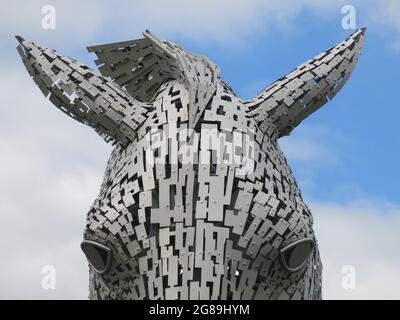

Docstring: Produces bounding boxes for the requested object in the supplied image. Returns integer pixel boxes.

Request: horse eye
[81,240,112,274]
[280,238,314,272]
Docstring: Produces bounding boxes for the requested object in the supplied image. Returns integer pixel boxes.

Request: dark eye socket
[280,238,314,272]
[81,240,112,274]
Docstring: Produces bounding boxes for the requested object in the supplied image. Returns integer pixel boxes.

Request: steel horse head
[16,28,365,300]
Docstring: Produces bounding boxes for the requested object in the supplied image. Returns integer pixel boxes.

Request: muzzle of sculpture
[16,28,365,300]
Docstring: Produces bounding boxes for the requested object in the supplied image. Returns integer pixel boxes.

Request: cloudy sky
[0,0,399,299]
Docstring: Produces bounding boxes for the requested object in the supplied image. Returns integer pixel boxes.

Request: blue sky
[1,0,400,299]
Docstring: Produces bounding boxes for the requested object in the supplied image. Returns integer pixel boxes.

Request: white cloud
[364,0,400,51]
[0,0,338,43]
[312,199,400,299]
[278,124,346,193]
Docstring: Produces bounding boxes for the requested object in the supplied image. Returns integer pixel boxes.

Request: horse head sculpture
[16,28,365,300]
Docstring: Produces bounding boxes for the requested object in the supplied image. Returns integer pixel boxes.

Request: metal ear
[246,28,366,140]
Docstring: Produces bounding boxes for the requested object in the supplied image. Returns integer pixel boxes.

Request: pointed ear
[246,28,366,139]
[16,36,149,146]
